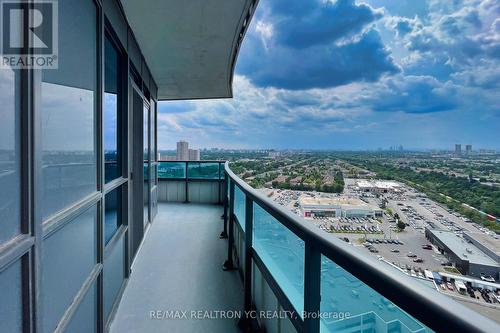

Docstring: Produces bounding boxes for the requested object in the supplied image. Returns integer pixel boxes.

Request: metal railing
[223,162,499,333]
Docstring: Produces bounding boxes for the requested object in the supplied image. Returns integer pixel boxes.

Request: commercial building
[356,180,401,193]
[176,140,189,160]
[425,229,500,280]
[299,197,383,218]
[466,144,472,154]
[455,144,462,154]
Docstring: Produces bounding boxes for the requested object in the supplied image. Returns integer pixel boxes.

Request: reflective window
[105,186,122,244]
[42,207,96,333]
[65,281,97,333]
[104,234,125,321]
[158,162,186,178]
[104,35,121,183]
[0,68,21,243]
[40,0,97,220]
[0,259,23,332]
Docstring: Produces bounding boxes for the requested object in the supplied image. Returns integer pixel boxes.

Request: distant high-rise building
[188,149,200,161]
[466,145,472,154]
[455,144,462,155]
[176,141,189,160]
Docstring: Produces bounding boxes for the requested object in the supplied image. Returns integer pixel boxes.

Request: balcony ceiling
[120,0,255,100]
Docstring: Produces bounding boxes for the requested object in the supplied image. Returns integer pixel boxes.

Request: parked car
[413,258,424,263]
[480,274,496,283]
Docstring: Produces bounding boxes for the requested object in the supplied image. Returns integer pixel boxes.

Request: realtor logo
[1,0,58,68]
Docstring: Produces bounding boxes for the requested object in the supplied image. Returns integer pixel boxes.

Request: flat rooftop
[429,229,500,267]
[464,231,500,258]
[299,196,369,207]
[357,180,401,189]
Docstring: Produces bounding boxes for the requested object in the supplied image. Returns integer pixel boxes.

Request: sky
[158,0,500,151]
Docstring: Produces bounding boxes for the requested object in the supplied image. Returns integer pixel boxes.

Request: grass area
[442,266,461,274]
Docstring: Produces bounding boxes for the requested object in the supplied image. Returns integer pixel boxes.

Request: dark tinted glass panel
[65,281,97,333]
[0,67,21,243]
[0,259,23,332]
[104,234,125,320]
[104,36,121,183]
[40,0,97,220]
[105,186,122,244]
[42,207,96,333]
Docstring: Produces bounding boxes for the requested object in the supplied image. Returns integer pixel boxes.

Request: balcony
[107,161,499,333]
[109,202,242,333]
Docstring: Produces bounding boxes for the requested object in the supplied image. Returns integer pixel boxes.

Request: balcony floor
[109,202,243,333]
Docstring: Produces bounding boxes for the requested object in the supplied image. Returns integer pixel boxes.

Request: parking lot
[263,182,499,277]
[260,180,500,323]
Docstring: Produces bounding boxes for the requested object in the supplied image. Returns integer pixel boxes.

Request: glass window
[320,256,431,332]
[40,0,97,220]
[65,281,97,333]
[0,67,21,243]
[104,234,125,321]
[157,162,186,178]
[253,204,305,315]
[105,186,122,244]
[0,259,23,332]
[104,35,121,183]
[42,207,97,333]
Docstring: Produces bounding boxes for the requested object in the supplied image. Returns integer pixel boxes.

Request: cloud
[391,1,500,68]
[156,0,500,150]
[366,75,458,113]
[236,0,398,90]
[238,28,399,90]
[271,0,383,49]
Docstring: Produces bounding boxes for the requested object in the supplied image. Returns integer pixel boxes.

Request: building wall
[176,141,189,160]
[425,229,499,278]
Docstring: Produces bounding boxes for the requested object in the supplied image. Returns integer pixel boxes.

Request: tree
[397,219,406,230]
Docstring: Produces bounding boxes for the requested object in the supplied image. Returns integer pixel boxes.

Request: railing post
[304,242,321,333]
[238,195,258,331]
[220,171,228,239]
[222,179,235,270]
[243,196,253,312]
[184,161,189,203]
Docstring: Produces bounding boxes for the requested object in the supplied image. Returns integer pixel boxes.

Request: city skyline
[158,0,500,150]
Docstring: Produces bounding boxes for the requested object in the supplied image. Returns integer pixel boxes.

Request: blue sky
[158,0,500,150]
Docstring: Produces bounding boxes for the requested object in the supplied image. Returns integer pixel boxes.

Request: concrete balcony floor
[110,203,243,333]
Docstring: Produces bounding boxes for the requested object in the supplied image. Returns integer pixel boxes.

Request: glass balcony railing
[223,162,499,333]
[158,161,224,180]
